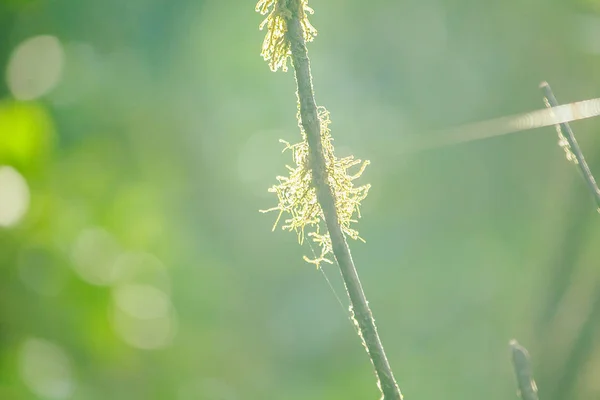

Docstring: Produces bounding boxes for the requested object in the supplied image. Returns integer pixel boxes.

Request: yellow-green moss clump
[257,0,370,266]
[261,107,370,266]
[255,0,317,72]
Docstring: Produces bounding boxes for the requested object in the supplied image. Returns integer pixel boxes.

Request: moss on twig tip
[256,0,317,72]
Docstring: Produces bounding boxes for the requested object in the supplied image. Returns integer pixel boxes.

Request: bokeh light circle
[70,227,120,286]
[110,294,177,350]
[0,166,30,227]
[6,35,65,101]
[19,338,75,399]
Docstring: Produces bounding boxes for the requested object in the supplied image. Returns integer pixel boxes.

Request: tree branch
[285,2,402,399]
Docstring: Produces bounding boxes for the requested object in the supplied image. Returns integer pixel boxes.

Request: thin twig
[540,81,600,211]
[285,2,402,399]
[510,339,540,400]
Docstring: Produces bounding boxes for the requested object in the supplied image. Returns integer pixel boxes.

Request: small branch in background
[510,340,540,400]
[540,81,600,211]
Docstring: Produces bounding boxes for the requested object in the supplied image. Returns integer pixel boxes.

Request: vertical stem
[540,81,600,210]
[285,3,402,399]
[510,340,540,400]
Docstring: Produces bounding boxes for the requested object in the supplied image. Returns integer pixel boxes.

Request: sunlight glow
[70,227,120,285]
[108,252,176,349]
[110,252,171,294]
[19,338,74,399]
[0,166,30,227]
[110,297,176,350]
[113,283,170,320]
[6,35,65,100]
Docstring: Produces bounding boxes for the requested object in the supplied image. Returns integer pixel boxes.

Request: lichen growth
[255,0,317,72]
[544,97,577,164]
[261,107,370,266]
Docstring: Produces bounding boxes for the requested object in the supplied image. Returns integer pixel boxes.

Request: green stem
[540,81,600,211]
[285,3,402,399]
[510,340,540,400]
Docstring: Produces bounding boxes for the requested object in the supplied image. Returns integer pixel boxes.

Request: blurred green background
[2,0,600,399]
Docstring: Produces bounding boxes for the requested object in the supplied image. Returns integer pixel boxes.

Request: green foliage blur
[2,0,600,399]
